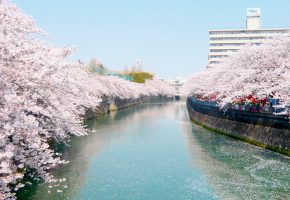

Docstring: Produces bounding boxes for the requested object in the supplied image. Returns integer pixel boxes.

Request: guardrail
[188,97,290,130]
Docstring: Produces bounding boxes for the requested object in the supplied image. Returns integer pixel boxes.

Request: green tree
[130,72,153,83]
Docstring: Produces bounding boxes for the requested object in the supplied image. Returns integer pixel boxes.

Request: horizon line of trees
[86,58,154,83]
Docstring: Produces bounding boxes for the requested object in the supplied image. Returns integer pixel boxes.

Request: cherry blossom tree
[0,1,102,198]
[0,1,174,199]
[143,79,176,97]
[183,34,290,111]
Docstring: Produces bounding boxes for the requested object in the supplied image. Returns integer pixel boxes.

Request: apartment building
[208,8,289,64]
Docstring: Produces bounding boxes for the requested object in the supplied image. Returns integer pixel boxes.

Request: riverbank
[85,96,174,119]
[186,97,290,156]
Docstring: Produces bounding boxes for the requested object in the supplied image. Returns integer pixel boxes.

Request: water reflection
[182,115,290,199]
[25,102,289,200]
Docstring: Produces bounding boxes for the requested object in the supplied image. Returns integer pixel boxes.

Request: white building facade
[208,8,289,64]
[165,77,186,98]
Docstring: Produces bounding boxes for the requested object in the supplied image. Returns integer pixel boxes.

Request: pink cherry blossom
[183,34,290,110]
[0,1,174,199]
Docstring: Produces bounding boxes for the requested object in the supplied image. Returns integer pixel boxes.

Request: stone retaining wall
[186,97,290,156]
[84,96,174,119]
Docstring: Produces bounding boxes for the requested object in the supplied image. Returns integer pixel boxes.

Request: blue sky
[12,0,290,78]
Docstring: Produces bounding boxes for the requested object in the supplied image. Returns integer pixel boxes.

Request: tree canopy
[130,72,153,83]
[0,1,174,198]
[183,35,290,109]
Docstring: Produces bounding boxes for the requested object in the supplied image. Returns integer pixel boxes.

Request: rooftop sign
[247,8,261,17]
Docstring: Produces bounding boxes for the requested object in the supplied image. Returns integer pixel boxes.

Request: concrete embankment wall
[85,96,173,119]
[186,97,290,156]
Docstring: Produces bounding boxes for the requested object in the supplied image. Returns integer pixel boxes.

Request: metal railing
[187,97,290,130]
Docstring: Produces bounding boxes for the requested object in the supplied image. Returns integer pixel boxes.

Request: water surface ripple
[23,102,289,200]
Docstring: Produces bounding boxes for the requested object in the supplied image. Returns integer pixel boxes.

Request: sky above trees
[11,0,290,78]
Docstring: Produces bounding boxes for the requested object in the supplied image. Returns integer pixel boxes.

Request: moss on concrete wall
[186,99,290,156]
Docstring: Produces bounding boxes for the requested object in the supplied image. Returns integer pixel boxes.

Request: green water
[19,102,290,200]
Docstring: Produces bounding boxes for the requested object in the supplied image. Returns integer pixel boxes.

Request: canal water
[21,102,289,200]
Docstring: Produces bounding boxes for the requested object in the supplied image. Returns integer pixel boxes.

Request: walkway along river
[19,102,290,199]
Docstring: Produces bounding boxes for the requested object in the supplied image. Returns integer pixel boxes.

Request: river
[19,101,290,200]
